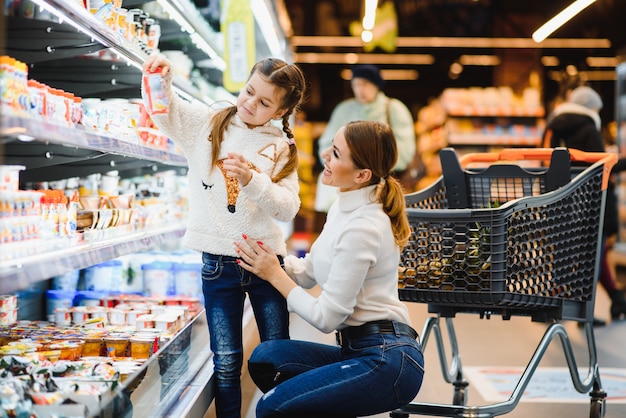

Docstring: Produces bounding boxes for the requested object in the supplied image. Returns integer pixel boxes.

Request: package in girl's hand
[142,68,169,115]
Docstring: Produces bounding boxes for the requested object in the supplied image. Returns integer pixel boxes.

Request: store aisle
[243,288,626,418]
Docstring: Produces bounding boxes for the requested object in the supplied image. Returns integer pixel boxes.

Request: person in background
[315,64,419,212]
[142,55,307,418]
[235,120,425,418]
[543,85,626,323]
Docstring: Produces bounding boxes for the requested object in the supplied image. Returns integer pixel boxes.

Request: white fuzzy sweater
[147,91,300,257]
[284,185,411,333]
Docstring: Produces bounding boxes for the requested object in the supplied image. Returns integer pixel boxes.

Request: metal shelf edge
[0,224,186,292]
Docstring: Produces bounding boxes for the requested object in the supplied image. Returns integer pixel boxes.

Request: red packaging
[142,68,169,115]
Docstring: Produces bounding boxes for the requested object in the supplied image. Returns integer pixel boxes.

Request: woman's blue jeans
[202,252,290,418]
[248,328,425,418]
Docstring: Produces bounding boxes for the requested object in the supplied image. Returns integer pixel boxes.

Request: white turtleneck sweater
[284,185,411,333]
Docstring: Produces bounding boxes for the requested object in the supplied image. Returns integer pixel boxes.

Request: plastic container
[104,334,130,357]
[172,262,202,297]
[0,165,25,191]
[82,337,104,357]
[83,260,122,292]
[142,261,173,296]
[130,336,154,359]
[46,290,76,322]
[73,290,105,307]
[52,270,80,291]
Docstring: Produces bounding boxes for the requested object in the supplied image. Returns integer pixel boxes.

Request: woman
[235,120,424,418]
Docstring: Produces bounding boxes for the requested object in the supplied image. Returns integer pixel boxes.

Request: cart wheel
[589,398,604,418]
[453,386,467,406]
[589,390,606,418]
[452,380,469,405]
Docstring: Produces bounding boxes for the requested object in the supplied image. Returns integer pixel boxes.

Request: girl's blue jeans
[202,252,290,418]
[248,327,425,418]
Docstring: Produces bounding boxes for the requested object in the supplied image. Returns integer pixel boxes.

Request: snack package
[142,68,169,115]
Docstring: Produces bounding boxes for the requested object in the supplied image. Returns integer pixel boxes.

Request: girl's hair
[343,120,411,248]
[209,58,306,182]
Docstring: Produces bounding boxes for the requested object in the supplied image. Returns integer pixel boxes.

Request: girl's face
[320,127,371,192]
[237,71,286,128]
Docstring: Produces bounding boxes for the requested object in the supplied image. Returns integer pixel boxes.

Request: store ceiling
[279,0,625,121]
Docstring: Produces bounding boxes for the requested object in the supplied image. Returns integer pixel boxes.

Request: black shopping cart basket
[392,147,617,418]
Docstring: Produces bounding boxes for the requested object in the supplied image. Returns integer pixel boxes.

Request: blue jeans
[248,325,425,418]
[202,252,290,418]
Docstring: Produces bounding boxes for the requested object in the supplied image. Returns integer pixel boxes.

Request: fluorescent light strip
[458,55,501,66]
[340,68,418,81]
[251,0,285,59]
[586,56,618,67]
[294,52,434,65]
[548,69,616,81]
[362,0,379,31]
[532,0,597,43]
[190,33,226,69]
[156,0,195,34]
[541,56,561,67]
[291,36,610,49]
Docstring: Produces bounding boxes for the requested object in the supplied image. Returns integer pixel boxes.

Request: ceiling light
[291,36,610,49]
[362,30,374,43]
[362,0,379,31]
[548,69,615,81]
[541,56,560,66]
[340,69,419,81]
[586,57,618,67]
[293,52,434,65]
[532,0,597,43]
[251,0,286,59]
[458,55,500,66]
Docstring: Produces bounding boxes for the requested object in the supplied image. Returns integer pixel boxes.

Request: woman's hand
[223,152,253,186]
[235,235,282,279]
[235,235,297,298]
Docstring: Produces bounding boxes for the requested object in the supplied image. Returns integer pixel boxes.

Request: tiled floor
[242,287,626,418]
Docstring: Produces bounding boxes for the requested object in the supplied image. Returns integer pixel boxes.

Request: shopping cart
[392,147,617,418]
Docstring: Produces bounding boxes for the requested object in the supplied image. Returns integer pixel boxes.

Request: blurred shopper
[315,64,421,212]
[543,85,626,323]
[236,120,425,418]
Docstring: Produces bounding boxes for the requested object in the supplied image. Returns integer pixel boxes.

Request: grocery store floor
[232,286,626,418]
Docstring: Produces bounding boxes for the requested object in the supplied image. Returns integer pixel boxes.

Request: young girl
[236,120,424,418]
[142,55,307,418]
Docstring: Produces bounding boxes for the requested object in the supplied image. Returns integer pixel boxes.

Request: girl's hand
[235,235,282,280]
[143,54,172,79]
[223,152,253,186]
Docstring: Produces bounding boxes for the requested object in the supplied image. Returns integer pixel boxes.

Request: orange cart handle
[458,148,618,190]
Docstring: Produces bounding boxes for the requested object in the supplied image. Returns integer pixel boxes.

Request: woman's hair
[209,58,307,182]
[343,120,411,247]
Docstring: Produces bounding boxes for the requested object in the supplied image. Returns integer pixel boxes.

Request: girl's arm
[141,55,211,150]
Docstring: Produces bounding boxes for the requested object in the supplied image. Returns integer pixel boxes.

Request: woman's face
[237,71,285,128]
[320,127,369,192]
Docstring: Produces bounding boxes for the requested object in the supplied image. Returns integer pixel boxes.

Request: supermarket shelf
[0,224,186,293]
[98,309,214,418]
[1,115,188,182]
